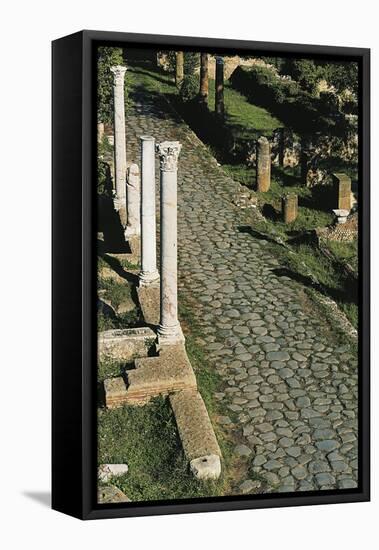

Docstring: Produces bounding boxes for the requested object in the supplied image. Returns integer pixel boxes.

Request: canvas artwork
[96,46,361,505]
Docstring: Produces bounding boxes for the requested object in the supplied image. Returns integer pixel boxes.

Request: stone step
[104,344,197,407]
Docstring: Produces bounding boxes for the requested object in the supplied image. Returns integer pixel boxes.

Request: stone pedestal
[332,173,351,211]
[256,136,271,192]
[124,163,141,238]
[139,136,159,286]
[333,209,349,225]
[282,194,298,223]
[110,65,127,218]
[156,141,184,346]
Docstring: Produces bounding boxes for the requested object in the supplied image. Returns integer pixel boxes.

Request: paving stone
[234,444,253,457]
[316,440,340,453]
[292,465,308,480]
[267,351,290,362]
[315,473,336,487]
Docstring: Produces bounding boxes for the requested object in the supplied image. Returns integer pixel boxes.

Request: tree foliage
[97,46,126,124]
[164,51,200,76]
[179,74,200,102]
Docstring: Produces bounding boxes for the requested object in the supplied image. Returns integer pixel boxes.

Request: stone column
[199,53,209,105]
[175,51,184,87]
[156,141,184,345]
[139,136,159,286]
[215,56,225,117]
[332,173,351,211]
[124,163,141,237]
[110,65,127,214]
[282,194,298,223]
[256,136,271,192]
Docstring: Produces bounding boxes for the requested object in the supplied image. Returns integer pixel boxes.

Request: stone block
[104,376,128,409]
[137,283,160,325]
[332,173,351,211]
[170,390,222,480]
[98,463,129,482]
[98,327,156,361]
[97,485,131,504]
[104,344,197,407]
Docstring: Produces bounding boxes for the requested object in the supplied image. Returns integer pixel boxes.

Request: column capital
[156,141,182,172]
[110,65,127,85]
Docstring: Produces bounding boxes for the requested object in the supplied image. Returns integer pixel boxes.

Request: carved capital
[156,141,182,172]
[110,65,127,86]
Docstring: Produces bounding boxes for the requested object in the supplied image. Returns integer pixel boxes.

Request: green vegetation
[327,240,358,273]
[97,270,237,501]
[208,79,283,139]
[97,46,128,125]
[98,396,229,502]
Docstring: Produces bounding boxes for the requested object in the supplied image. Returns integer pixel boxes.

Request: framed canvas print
[52,30,370,520]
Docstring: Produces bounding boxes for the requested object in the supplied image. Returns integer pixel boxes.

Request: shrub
[97,46,128,125]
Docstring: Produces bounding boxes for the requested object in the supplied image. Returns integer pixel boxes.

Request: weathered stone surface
[104,344,197,407]
[110,65,127,206]
[234,444,252,457]
[98,485,131,504]
[332,172,351,211]
[239,479,261,494]
[98,327,156,361]
[139,136,159,286]
[98,464,129,482]
[256,136,271,192]
[137,283,160,325]
[170,390,221,480]
[282,194,298,223]
[157,141,185,346]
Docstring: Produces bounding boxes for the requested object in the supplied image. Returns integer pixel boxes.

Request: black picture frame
[52,30,370,520]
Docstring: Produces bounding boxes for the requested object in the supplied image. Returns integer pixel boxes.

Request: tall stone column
[215,56,224,117]
[110,65,127,217]
[199,53,209,105]
[256,136,271,192]
[139,136,159,286]
[124,163,141,237]
[156,141,184,346]
[175,51,184,87]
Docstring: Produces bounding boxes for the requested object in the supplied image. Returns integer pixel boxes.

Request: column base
[157,323,185,346]
[139,270,160,287]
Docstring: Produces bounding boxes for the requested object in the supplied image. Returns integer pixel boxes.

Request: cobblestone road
[124,72,358,494]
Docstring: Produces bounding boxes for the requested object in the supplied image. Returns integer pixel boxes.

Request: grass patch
[208,79,283,139]
[327,239,358,273]
[98,357,126,384]
[98,396,230,502]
